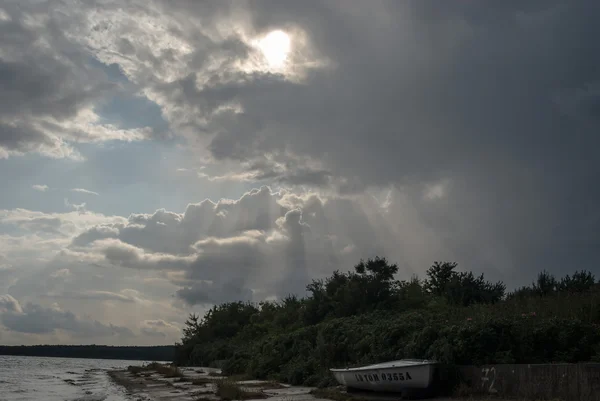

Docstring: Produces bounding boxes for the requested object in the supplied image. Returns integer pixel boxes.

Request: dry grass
[310,388,368,401]
[228,373,252,381]
[453,381,479,398]
[242,381,286,389]
[127,362,184,378]
[192,377,217,385]
[155,365,184,378]
[127,365,146,374]
[215,379,267,400]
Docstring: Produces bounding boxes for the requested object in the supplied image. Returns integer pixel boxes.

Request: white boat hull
[330,360,436,393]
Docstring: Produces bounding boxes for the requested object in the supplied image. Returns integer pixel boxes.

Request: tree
[533,270,557,296]
[559,270,596,293]
[398,275,427,310]
[354,256,398,282]
[445,271,506,306]
[424,261,505,306]
[424,261,458,296]
[182,314,200,343]
[303,257,401,322]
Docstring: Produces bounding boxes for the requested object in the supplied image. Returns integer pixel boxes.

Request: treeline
[175,258,600,386]
[0,345,175,361]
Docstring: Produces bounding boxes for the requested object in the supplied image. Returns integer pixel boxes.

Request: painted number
[480,367,497,394]
[354,372,412,382]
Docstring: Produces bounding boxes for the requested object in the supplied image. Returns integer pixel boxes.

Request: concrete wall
[458,363,600,400]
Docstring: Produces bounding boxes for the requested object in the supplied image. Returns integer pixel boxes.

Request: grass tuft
[126,362,183,378]
[192,377,216,385]
[215,379,267,400]
[309,388,368,401]
[243,381,286,389]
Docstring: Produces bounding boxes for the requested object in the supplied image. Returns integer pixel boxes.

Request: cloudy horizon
[1,0,599,346]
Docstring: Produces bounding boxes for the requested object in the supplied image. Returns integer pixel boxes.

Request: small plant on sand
[310,388,368,401]
[127,365,145,374]
[152,363,183,377]
[215,379,267,400]
[243,380,285,389]
[127,362,184,378]
[192,377,216,385]
[227,373,252,381]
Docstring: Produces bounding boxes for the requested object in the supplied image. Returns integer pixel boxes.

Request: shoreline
[106,363,518,401]
[106,364,321,401]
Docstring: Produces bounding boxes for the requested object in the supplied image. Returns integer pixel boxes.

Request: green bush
[175,258,600,386]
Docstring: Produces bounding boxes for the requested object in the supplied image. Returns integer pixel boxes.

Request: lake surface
[0,355,149,401]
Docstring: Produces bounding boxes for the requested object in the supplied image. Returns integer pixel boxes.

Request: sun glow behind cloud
[238,26,326,79]
[257,30,291,68]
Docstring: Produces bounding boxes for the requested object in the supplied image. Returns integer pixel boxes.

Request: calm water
[0,355,148,401]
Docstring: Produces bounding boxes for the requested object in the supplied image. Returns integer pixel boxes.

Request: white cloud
[71,188,100,196]
[0,209,127,237]
[423,180,450,201]
[45,290,136,303]
[50,268,71,278]
[58,185,465,306]
[7,186,415,315]
[0,294,22,314]
[31,185,49,192]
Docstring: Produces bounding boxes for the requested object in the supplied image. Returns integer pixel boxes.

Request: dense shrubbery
[175,257,600,386]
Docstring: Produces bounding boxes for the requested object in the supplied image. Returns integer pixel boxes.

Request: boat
[330,359,438,394]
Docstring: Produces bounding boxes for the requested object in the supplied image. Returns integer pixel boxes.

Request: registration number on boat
[354,372,412,382]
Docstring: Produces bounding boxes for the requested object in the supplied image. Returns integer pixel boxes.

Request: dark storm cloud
[140,0,600,282]
[176,279,254,306]
[0,301,133,337]
[4,0,600,323]
[0,1,149,157]
[164,0,598,187]
[140,319,179,338]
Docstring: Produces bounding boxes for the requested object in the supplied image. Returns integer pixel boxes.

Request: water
[0,355,148,401]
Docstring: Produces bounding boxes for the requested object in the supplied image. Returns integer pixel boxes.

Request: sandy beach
[108,365,333,401]
[106,363,516,401]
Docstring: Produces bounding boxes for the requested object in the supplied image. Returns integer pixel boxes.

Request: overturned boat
[330,359,438,393]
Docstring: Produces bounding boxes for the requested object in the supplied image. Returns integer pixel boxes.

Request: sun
[258,30,291,68]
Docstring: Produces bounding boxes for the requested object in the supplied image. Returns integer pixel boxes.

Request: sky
[1,0,599,346]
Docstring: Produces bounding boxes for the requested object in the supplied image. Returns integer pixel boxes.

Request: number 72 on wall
[481,367,497,394]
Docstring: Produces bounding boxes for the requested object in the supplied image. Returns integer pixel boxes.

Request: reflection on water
[0,355,147,401]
